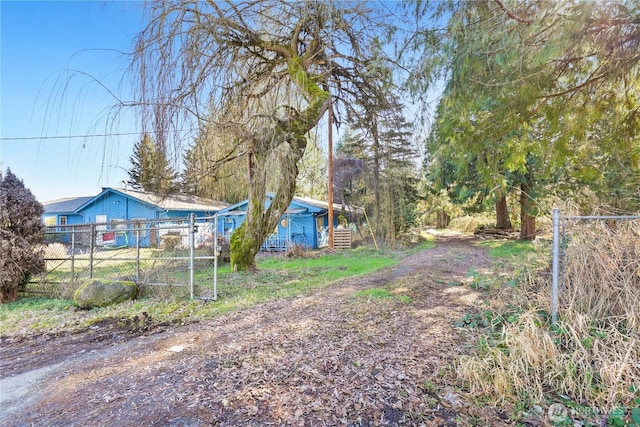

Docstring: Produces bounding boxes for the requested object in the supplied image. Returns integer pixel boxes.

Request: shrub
[0,169,45,303]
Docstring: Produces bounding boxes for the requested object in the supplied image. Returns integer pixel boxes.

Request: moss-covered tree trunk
[230,57,330,271]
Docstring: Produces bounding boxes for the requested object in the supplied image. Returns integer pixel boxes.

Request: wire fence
[24,214,221,301]
[551,208,640,323]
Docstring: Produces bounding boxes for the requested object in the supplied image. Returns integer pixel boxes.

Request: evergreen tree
[128,133,178,194]
[337,88,421,243]
[334,128,366,207]
[0,169,45,303]
[412,0,640,237]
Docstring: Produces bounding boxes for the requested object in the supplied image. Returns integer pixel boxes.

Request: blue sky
[1,1,145,202]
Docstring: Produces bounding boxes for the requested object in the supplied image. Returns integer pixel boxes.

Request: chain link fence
[551,208,640,323]
[25,215,222,300]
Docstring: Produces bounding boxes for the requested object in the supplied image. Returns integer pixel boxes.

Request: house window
[59,216,67,226]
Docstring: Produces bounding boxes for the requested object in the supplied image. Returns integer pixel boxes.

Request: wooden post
[328,99,334,249]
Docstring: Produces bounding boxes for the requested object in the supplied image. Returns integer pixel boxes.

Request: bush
[0,169,45,303]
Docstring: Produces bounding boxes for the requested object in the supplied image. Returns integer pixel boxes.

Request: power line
[0,132,143,141]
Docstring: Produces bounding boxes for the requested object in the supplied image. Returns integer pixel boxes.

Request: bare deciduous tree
[133,0,397,270]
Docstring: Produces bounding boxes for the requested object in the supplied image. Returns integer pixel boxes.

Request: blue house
[43,187,229,224]
[217,194,351,251]
[42,187,229,248]
[74,187,228,223]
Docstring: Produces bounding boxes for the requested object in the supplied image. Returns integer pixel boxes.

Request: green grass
[1,245,400,335]
[355,288,392,299]
[0,298,77,333]
[481,240,536,258]
[354,287,412,303]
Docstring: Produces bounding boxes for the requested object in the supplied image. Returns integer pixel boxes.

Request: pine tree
[128,133,178,194]
[0,169,45,303]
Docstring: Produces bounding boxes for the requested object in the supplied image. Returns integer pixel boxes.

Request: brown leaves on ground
[2,234,512,426]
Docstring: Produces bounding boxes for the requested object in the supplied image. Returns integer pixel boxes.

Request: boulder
[74,279,137,309]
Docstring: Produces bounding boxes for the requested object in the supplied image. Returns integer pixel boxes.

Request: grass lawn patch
[481,239,536,258]
[355,288,392,299]
[0,245,399,336]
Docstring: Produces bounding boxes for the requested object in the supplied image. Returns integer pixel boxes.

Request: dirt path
[1,234,509,426]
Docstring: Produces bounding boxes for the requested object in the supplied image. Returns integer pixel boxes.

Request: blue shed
[217,194,349,251]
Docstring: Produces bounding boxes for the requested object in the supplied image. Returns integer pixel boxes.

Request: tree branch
[493,0,534,25]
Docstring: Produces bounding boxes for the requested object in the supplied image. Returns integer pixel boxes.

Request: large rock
[74,279,137,309]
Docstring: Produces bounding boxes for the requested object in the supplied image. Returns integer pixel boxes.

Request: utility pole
[328,99,334,249]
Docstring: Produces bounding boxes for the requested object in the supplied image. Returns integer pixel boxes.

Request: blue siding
[43,188,226,248]
[286,214,317,248]
[215,196,336,250]
[80,192,159,223]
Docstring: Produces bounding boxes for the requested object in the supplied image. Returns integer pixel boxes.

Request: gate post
[551,208,561,325]
[189,213,196,300]
[135,223,141,283]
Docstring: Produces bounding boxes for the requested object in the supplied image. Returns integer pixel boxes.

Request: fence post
[70,226,76,282]
[213,214,218,301]
[551,208,561,325]
[135,224,141,283]
[189,213,195,300]
[89,224,95,279]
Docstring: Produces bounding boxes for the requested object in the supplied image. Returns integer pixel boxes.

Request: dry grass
[450,213,496,233]
[458,219,640,413]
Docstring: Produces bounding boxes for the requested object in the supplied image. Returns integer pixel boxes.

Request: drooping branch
[133,0,399,270]
[493,0,534,25]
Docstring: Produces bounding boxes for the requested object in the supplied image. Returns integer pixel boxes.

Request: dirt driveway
[1,233,511,426]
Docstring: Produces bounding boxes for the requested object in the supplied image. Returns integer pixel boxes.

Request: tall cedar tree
[0,169,45,303]
[339,85,420,243]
